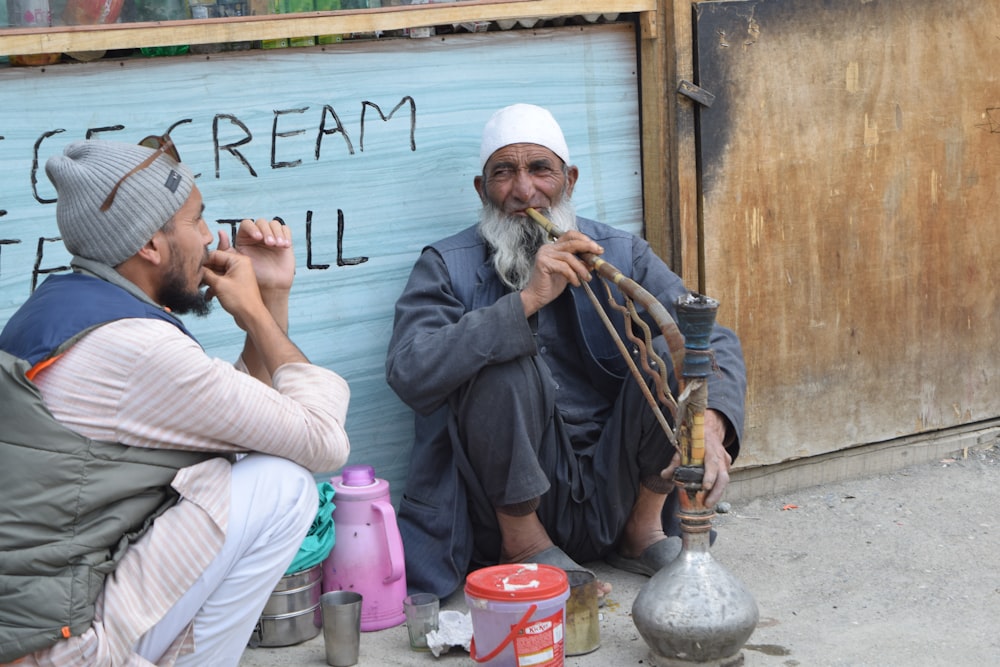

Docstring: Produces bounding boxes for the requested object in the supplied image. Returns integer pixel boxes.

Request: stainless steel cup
[321,591,363,666]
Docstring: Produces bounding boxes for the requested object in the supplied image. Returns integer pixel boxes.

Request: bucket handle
[469,603,538,664]
[372,500,405,584]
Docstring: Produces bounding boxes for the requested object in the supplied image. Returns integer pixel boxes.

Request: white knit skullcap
[46,139,195,267]
[479,104,570,171]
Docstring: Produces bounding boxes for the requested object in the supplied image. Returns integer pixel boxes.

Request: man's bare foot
[494,512,612,597]
[512,545,614,599]
[617,530,670,561]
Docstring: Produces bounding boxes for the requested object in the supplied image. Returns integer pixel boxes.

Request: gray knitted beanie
[46,139,195,266]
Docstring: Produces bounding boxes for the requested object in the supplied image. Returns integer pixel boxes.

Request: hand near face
[220,219,295,293]
[520,230,603,316]
[202,219,293,331]
[201,239,265,331]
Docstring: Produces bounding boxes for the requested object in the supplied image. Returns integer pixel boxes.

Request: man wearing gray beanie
[0,139,351,666]
[386,104,747,600]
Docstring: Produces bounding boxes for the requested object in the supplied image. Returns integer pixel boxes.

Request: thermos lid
[331,464,389,501]
[341,464,376,486]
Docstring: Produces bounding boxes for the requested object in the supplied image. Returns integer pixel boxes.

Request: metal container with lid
[248,564,324,648]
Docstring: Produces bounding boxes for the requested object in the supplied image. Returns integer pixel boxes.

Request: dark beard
[158,263,212,316]
[477,199,578,291]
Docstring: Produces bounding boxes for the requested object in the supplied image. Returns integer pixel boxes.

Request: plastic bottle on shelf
[7,0,50,29]
[188,0,218,18]
[7,0,61,65]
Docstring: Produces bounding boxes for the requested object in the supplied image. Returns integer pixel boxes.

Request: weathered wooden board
[0,25,643,497]
[692,0,1000,466]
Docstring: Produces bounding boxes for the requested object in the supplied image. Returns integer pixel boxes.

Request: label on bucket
[512,608,564,666]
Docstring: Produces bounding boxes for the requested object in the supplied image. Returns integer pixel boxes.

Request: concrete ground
[239,445,1000,666]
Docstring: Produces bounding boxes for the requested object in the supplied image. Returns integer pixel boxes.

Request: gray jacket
[385,217,746,597]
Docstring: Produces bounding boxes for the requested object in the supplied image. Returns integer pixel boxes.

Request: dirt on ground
[712,444,1000,666]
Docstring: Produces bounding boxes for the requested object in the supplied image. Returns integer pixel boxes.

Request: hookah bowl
[632,468,759,666]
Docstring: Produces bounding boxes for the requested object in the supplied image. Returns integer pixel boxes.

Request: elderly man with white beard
[385,104,747,599]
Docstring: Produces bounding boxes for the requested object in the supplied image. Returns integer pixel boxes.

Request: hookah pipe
[524,207,709,465]
[525,208,757,665]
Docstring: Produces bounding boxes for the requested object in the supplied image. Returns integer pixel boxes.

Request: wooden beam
[637,0,683,270]
[670,0,698,289]
[0,0,655,55]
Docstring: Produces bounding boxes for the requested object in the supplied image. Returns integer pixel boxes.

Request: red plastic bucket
[464,563,570,666]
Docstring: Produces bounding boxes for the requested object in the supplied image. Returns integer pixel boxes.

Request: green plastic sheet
[285,482,336,575]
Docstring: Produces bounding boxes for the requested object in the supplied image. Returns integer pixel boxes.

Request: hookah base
[646,650,745,667]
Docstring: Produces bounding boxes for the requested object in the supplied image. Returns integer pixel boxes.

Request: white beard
[477,199,579,291]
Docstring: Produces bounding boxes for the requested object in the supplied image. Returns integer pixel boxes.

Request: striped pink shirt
[14,318,351,667]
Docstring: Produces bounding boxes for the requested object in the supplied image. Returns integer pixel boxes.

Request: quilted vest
[0,273,215,662]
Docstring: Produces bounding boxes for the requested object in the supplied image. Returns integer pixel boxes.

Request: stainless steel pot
[248,565,324,648]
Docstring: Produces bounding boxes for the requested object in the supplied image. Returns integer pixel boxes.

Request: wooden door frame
[638,0,700,289]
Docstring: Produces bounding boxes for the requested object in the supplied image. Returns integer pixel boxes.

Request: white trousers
[135,454,318,666]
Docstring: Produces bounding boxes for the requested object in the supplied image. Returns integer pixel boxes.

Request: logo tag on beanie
[164,170,182,193]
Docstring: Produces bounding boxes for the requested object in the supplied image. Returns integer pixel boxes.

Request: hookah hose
[524,207,718,465]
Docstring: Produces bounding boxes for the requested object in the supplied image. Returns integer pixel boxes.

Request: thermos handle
[373,500,405,584]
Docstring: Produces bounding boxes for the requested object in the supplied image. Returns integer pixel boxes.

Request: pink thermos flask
[321,464,407,631]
